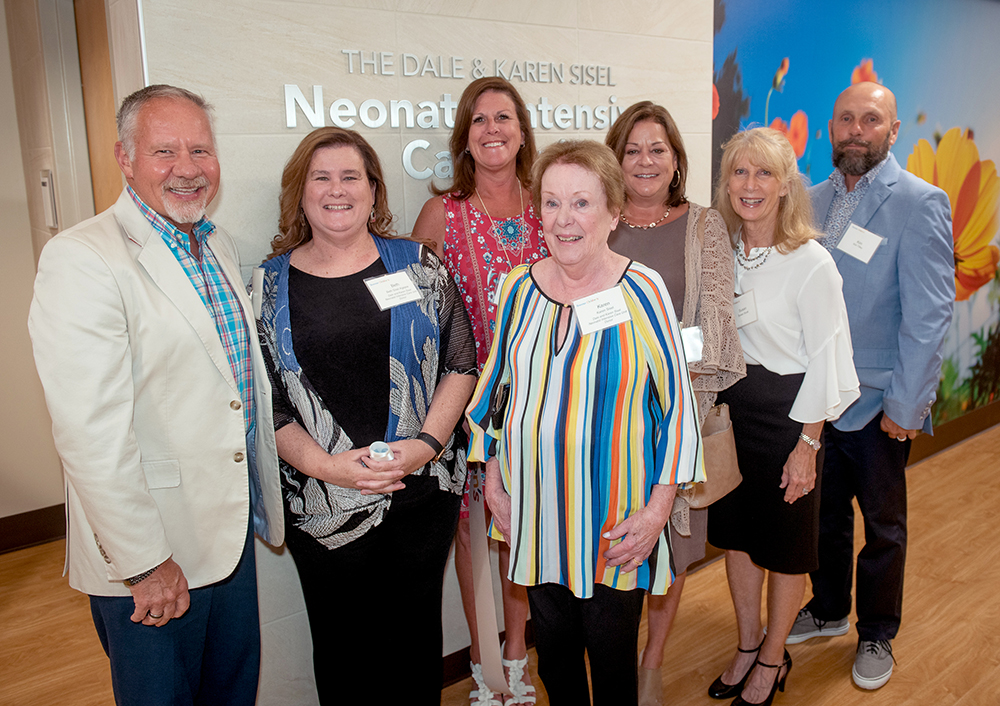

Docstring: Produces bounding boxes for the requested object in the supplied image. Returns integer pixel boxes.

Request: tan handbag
[685,403,741,508]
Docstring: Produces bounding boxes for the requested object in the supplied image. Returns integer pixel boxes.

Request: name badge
[573,286,632,336]
[733,289,758,328]
[490,270,509,305]
[364,271,421,311]
[680,325,704,364]
[837,223,884,264]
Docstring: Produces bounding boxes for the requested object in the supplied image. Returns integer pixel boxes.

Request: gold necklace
[620,205,672,230]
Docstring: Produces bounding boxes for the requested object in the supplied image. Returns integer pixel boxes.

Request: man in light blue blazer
[786,83,954,690]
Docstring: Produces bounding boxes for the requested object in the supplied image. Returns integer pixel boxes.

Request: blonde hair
[530,140,625,216]
[713,127,819,254]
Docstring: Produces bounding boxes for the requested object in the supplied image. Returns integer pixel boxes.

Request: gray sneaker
[785,607,849,644]
[853,639,895,689]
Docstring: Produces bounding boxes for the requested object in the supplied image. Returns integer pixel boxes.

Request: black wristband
[416,431,445,461]
[124,562,162,586]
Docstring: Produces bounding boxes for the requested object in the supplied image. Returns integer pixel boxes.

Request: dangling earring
[670,169,681,189]
[370,207,376,222]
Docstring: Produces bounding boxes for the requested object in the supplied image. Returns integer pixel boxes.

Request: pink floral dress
[441,194,547,516]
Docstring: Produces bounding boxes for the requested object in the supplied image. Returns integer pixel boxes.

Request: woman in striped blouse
[467,140,704,705]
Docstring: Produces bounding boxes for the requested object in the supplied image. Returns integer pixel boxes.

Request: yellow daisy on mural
[907,128,1000,300]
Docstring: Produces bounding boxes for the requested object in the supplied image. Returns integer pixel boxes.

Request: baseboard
[910,401,1000,464]
[0,504,65,554]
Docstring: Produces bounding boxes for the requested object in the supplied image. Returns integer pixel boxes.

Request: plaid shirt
[818,156,890,251]
[128,187,255,434]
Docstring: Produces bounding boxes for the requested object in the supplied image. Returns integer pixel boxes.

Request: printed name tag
[837,223,884,264]
[680,325,704,364]
[490,270,509,305]
[733,289,758,328]
[573,286,632,336]
[364,271,421,311]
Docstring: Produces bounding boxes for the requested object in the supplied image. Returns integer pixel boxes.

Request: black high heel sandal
[732,649,792,706]
[707,638,765,699]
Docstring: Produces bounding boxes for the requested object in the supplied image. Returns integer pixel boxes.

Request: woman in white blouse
[706,127,859,706]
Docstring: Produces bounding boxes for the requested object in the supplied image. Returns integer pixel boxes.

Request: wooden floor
[3,425,999,706]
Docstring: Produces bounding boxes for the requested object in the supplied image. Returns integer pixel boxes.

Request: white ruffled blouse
[734,239,860,423]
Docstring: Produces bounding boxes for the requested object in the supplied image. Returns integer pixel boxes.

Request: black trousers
[288,480,460,705]
[526,583,645,706]
[806,412,910,641]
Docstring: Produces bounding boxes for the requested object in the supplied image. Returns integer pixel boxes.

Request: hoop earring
[670,169,681,189]
[370,207,376,222]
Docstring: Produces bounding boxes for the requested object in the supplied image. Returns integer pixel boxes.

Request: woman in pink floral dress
[413,76,547,706]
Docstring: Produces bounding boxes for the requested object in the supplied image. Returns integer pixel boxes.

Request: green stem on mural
[764,88,774,126]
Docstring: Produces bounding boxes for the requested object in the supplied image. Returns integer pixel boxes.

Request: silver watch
[798,432,821,451]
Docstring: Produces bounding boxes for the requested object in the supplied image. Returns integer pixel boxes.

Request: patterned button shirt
[818,156,890,251]
[128,187,255,433]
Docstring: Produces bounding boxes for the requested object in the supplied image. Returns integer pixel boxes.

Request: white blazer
[28,190,283,597]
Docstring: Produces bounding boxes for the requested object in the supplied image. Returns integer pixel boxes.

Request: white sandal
[500,642,536,705]
[470,662,503,706]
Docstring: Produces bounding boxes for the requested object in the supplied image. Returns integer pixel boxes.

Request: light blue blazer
[809,154,954,434]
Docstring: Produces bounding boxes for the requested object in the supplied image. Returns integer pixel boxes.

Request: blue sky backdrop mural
[712,0,1000,425]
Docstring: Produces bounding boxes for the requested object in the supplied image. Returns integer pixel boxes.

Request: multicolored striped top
[467,261,704,598]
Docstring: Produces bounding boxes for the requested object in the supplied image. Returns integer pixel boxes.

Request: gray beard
[162,178,210,226]
[164,199,208,226]
[832,133,892,176]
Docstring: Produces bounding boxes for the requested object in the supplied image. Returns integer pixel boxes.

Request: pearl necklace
[620,206,672,230]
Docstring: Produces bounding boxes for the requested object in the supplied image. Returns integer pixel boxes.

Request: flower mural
[712,83,720,120]
[773,57,789,90]
[851,58,879,84]
[906,127,1000,300]
[764,57,789,124]
[770,110,809,158]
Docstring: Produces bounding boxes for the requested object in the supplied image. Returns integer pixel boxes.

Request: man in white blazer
[28,85,283,705]
[786,83,954,690]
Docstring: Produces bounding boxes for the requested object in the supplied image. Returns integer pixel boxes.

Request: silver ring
[148,612,164,619]
[801,489,809,496]
[896,435,906,441]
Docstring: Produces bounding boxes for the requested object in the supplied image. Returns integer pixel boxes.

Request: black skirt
[707,364,822,574]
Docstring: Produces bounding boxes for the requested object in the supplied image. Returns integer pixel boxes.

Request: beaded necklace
[620,205,672,230]
[475,183,529,269]
[737,230,774,270]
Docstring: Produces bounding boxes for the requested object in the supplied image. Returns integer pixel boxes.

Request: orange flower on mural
[907,127,1000,300]
[712,84,720,120]
[851,59,879,84]
[765,58,790,125]
[770,111,809,158]
[773,58,789,91]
